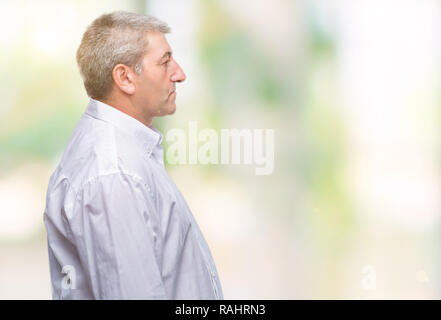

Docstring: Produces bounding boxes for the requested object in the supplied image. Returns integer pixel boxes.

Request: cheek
[148,76,167,92]
[138,68,169,96]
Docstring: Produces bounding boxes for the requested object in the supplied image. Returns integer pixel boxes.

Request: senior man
[43,11,223,300]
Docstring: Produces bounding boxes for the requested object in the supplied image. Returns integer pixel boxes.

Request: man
[43,11,223,300]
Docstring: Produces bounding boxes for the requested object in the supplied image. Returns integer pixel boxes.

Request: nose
[170,60,186,83]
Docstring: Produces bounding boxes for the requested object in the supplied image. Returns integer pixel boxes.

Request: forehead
[143,31,172,60]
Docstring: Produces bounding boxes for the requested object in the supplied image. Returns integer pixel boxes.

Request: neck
[100,94,153,127]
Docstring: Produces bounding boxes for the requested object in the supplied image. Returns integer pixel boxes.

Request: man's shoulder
[49,114,151,196]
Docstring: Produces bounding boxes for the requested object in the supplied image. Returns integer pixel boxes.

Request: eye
[163,59,171,67]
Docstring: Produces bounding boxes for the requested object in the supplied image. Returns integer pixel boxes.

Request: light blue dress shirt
[43,98,223,299]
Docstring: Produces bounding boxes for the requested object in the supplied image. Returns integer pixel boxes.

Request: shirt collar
[85,98,163,157]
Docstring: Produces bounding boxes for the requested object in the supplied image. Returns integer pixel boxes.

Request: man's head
[76,11,186,125]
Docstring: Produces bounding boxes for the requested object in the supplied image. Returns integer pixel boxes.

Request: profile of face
[132,31,186,121]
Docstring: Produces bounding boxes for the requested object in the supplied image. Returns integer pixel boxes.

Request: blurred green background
[1,0,441,299]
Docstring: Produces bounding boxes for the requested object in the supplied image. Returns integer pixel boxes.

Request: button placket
[210,271,220,299]
[144,183,155,201]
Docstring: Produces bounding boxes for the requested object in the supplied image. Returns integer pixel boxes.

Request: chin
[168,104,176,115]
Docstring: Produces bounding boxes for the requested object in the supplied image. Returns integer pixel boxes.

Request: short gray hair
[76,11,171,100]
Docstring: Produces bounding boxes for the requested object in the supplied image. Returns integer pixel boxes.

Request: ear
[112,64,136,95]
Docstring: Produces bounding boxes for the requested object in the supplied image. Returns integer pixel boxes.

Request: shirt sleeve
[68,172,167,299]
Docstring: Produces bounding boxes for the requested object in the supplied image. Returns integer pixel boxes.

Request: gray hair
[76,11,171,100]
